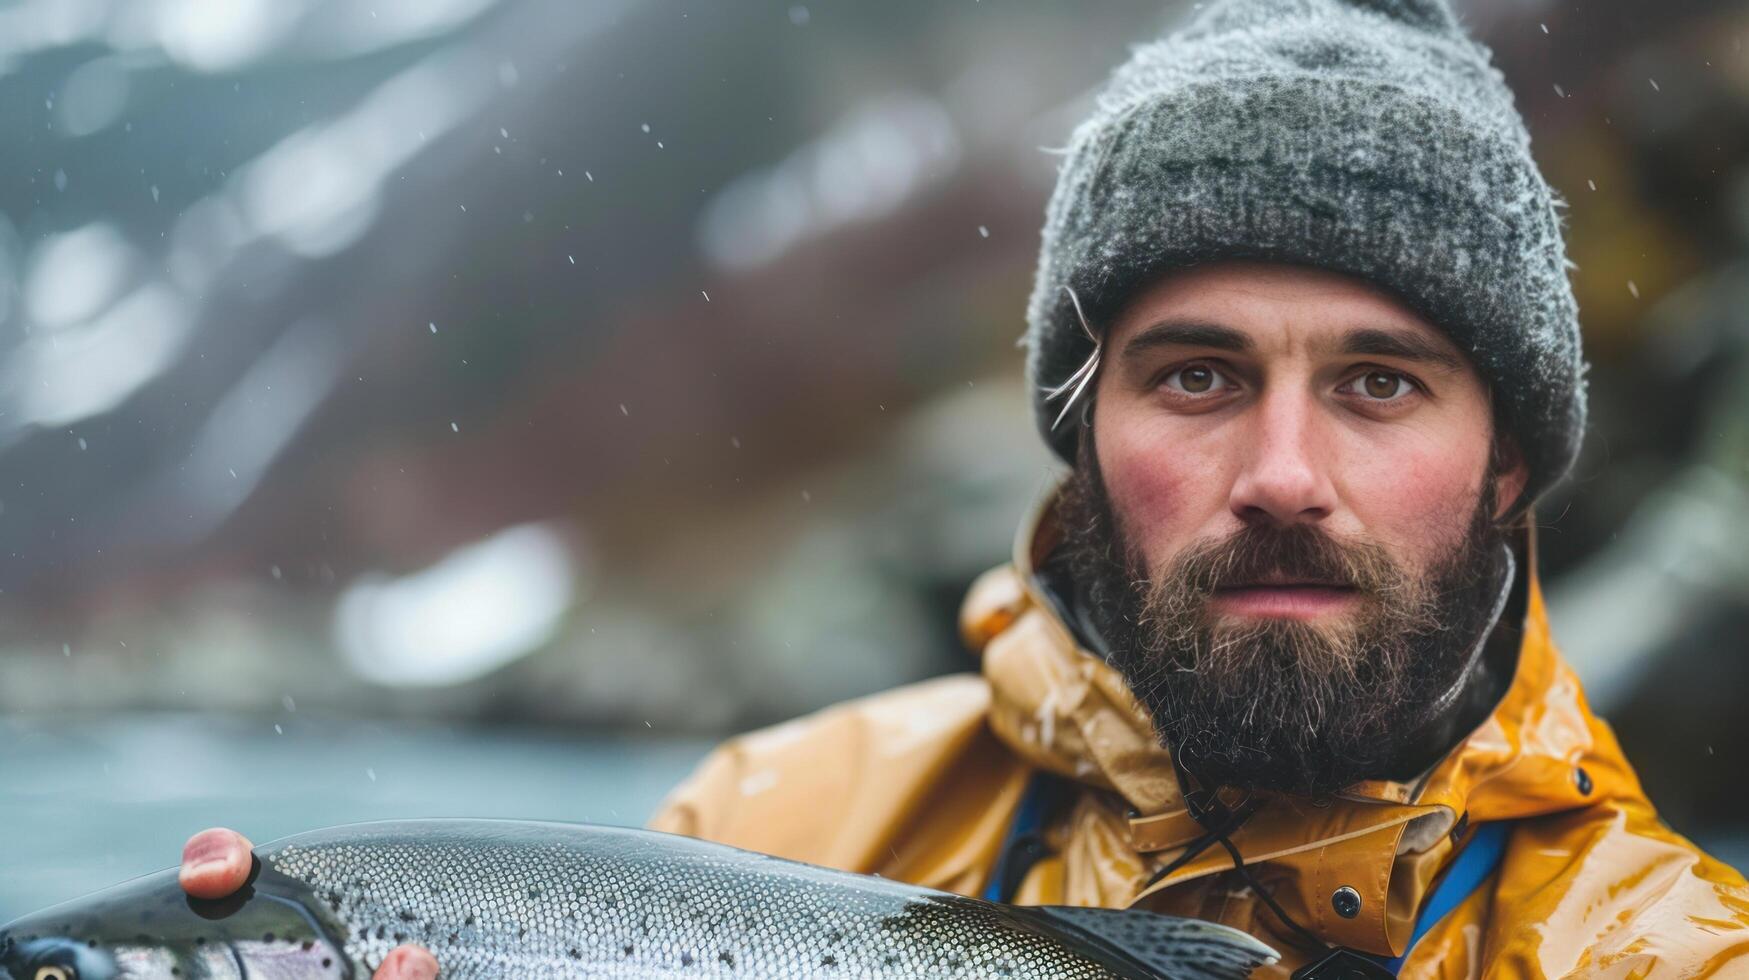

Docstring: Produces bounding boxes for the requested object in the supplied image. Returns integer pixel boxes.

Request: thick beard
[1055,436,1510,798]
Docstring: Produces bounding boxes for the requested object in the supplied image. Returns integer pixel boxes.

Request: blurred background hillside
[0,0,1746,915]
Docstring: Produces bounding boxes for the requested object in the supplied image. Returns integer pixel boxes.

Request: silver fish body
[1,819,1276,979]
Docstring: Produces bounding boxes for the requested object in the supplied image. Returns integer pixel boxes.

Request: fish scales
[271,823,1122,977]
[0,820,1278,979]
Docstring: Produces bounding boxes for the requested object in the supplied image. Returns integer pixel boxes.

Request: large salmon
[0,819,1276,978]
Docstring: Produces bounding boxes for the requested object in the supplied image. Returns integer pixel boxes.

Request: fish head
[1,864,352,979]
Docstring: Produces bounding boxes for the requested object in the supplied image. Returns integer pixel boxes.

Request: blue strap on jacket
[983,772,1053,902]
[1373,819,1514,973]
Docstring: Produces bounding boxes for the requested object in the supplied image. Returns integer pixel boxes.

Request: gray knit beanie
[1025,0,1586,510]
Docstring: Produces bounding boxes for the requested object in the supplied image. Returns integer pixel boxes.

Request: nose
[1227,388,1337,527]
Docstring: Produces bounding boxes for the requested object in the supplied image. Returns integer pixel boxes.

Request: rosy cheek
[1095,417,1224,570]
[1335,429,1486,553]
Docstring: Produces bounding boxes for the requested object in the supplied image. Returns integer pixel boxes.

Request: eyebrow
[1117,319,1466,373]
[1120,320,1253,360]
[1338,327,1465,372]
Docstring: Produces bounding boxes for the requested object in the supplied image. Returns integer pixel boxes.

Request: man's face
[1057,259,1528,796]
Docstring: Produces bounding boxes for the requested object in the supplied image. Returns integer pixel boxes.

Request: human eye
[1159,361,1236,398]
[1338,368,1420,403]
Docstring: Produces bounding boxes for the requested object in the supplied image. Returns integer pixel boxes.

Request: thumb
[374,945,438,980]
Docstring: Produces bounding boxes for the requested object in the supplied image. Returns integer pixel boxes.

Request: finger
[374,945,438,980]
[178,828,255,900]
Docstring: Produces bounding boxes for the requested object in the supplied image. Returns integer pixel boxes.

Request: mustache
[1139,522,1408,601]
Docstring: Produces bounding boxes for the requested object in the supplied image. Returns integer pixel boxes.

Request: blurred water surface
[0,714,709,922]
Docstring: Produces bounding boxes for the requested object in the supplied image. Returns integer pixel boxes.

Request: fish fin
[1019,905,1279,980]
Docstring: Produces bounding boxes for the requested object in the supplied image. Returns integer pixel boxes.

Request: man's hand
[180,828,439,980]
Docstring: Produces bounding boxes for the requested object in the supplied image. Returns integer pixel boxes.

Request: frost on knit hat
[1024,0,1587,510]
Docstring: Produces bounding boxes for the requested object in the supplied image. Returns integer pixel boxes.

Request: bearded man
[177,0,1748,975]
[645,0,1749,973]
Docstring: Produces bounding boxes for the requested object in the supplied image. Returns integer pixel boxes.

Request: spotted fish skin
[1,819,1277,979]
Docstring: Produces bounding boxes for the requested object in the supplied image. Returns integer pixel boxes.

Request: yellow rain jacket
[649,479,1749,977]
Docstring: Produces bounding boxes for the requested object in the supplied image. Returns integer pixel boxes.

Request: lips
[1219,580,1353,590]
[1207,580,1361,620]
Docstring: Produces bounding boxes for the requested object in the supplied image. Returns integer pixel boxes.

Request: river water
[0,713,711,922]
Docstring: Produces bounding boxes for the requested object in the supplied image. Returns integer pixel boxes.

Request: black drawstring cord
[1141,795,1261,889]
[1158,750,1333,956]
[1213,833,1331,954]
